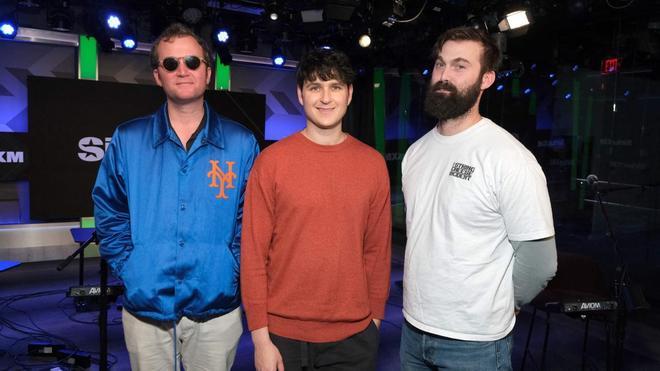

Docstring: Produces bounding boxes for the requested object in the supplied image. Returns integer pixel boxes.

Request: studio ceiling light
[106,14,121,30]
[498,10,529,31]
[0,21,17,39]
[358,31,371,48]
[266,1,280,21]
[272,45,286,66]
[216,28,229,44]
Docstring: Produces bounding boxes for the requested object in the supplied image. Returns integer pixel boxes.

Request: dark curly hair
[150,23,213,70]
[296,48,355,88]
[432,27,501,74]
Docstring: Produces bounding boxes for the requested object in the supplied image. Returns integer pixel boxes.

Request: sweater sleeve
[240,155,275,331]
[363,157,392,319]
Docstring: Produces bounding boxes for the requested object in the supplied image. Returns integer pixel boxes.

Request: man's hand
[373,319,381,329]
[252,327,284,371]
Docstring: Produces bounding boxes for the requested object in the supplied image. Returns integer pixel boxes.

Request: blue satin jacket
[92,102,259,321]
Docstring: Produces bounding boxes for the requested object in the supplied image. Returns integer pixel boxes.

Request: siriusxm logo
[78,137,112,162]
[0,151,24,163]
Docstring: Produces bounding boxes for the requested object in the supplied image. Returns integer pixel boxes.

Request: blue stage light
[0,21,17,39]
[551,79,559,86]
[496,84,505,91]
[272,45,286,66]
[273,55,285,66]
[523,88,532,95]
[564,93,572,100]
[422,69,429,76]
[122,37,136,50]
[216,29,229,44]
[106,15,121,29]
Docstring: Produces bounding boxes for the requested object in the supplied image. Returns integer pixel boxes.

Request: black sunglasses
[160,56,208,72]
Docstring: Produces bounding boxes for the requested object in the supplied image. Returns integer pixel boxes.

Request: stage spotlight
[422,68,429,76]
[106,14,121,29]
[272,45,286,66]
[320,45,332,50]
[358,33,371,48]
[272,54,286,66]
[266,1,280,21]
[496,84,505,91]
[551,79,559,86]
[121,36,137,50]
[0,20,17,39]
[498,10,529,31]
[623,90,630,97]
[506,10,529,29]
[523,88,532,95]
[215,28,230,44]
[548,73,556,79]
[572,64,579,72]
[564,93,572,100]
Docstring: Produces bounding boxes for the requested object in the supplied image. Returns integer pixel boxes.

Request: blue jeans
[400,320,513,371]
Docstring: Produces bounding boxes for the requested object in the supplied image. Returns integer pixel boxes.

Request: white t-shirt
[401,117,554,341]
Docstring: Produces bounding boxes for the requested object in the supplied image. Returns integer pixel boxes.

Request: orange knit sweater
[241,132,392,342]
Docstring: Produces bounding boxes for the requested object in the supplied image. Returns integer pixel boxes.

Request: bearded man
[399,27,557,371]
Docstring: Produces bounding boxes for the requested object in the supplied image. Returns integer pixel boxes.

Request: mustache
[429,80,457,94]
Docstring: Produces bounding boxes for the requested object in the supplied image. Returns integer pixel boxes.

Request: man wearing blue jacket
[92,23,259,370]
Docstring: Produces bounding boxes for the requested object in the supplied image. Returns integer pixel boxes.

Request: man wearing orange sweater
[241,48,392,371]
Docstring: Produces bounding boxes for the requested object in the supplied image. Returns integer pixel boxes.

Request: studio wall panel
[0,40,75,133]
[98,52,156,85]
[231,63,305,141]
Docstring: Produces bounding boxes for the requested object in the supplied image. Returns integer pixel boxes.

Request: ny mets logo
[207,160,237,199]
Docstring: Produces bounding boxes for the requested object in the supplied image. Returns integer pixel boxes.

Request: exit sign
[601,58,619,74]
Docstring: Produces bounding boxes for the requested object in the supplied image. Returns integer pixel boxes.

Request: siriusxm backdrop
[27,77,265,221]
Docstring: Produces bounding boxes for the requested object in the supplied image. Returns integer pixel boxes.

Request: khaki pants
[122,307,243,371]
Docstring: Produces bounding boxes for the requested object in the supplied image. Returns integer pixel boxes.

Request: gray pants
[122,307,243,371]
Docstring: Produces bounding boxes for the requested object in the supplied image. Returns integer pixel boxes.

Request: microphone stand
[57,231,97,283]
[591,184,626,371]
[56,231,110,371]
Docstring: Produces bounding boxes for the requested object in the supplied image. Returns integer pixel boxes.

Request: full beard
[424,79,481,123]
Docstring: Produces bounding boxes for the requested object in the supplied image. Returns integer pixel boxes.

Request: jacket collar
[152,101,225,149]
